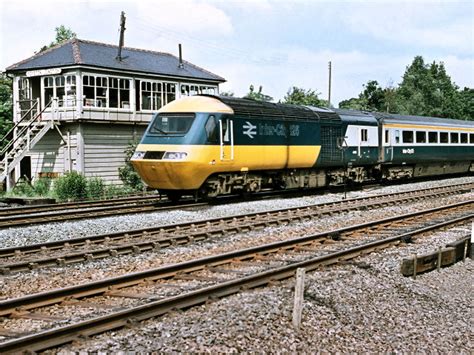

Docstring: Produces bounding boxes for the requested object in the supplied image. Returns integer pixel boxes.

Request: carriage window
[428,132,438,143]
[416,131,426,143]
[440,132,449,143]
[470,133,474,144]
[205,115,218,143]
[402,131,413,143]
[150,114,195,135]
[361,128,368,142]
[384,129,389,144]
[460,133,468,144]
[450,132,459,143]
[395,130,400,144]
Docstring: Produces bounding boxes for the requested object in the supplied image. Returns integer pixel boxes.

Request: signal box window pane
[450,132,459,143]
[428,132,438,143]
[440,132,449,143]
[416,131,426,143]
[460,133,468,144]
[402,131,413,143]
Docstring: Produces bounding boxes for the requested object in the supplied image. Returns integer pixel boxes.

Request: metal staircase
[0,99,55,188]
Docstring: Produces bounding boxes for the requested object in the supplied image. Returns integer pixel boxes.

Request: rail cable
[0,183,472,273]
[0,200,471,353]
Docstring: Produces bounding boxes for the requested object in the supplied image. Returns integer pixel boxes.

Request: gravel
[52,227,473,353]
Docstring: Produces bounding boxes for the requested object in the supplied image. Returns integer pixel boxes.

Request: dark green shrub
[10,179,35,197]
[118,140,144,191]
[87,176,105,200]
[33,177,52,196]
[53,171,87,201]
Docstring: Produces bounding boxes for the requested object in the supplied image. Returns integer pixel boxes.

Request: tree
[0,72,13,150]
[396,56,462,118]
[282,87,326,107]
[40,25,76,52]
[244,85,273,102]
[458,88,474,120]
[339,80,388,112]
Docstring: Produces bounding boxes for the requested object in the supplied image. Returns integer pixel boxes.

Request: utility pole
[116,11,126,61]
[328,61,332,108]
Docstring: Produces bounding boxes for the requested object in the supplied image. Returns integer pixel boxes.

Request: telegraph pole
[116,11,126,61]
[328,61,332,108]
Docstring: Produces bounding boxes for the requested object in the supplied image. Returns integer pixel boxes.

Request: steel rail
[0,203,471,353]
[0,200,206,229]
[0,199,471,317]
[0,193,164,217]
[0,183,471,273]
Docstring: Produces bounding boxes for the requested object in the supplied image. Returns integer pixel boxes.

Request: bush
[119,140,144,191]
[87,177,105,200]
[53,171,87,201]
[10,179,35,197]
[33,177,52,196]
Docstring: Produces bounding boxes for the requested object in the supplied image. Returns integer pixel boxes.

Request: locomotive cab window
[149,114,195,135]
[428,132,438,144]
[205,115,218,143]
[402,131,413,143]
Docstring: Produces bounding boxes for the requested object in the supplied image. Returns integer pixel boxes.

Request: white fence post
[292,268,306,330]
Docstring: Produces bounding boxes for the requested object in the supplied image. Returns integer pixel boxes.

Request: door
[384,128,394,162]
[219,117,234,161]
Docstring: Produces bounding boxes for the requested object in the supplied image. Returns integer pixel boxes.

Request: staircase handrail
[0,99,40,148]
[0,99,53,157]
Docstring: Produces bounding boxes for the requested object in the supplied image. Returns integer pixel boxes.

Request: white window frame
[82,73,132,110]
[140,79,177,112]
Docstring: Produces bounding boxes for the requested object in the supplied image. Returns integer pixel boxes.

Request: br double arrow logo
[243,121,257,139]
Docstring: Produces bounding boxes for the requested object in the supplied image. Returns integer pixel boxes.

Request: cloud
[134,0,234,38]
[338,2,473,53]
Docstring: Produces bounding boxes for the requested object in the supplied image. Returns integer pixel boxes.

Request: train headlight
[163,152,188,160]
[131,151,146,160]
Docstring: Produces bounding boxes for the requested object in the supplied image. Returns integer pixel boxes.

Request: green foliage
[87,177,105,200]
[0,72,13,150]
[282,87,326,107]
[118,140,144,191]
[244,85,273,102]
[40,25,76,52]
[7,177,52,198]
[338,56,472,120]
[33,178,52,196]
[53,171,87,201]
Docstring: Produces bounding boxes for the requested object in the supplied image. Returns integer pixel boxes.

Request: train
[131,95,474,200]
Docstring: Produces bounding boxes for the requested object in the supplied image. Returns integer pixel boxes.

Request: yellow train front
[130,95,329,200]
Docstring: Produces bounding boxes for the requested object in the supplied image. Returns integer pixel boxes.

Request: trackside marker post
[292,268,306,330]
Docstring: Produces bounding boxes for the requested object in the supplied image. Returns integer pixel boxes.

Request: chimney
[178,44,184,69]
[116,11,126,61]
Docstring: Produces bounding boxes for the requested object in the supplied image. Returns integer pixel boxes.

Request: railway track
[0,200,471,353]
[0,183,472,273]
[1,179,471,229]
[0,198,205,229]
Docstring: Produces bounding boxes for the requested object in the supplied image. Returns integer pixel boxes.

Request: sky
[0,0,473,107]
